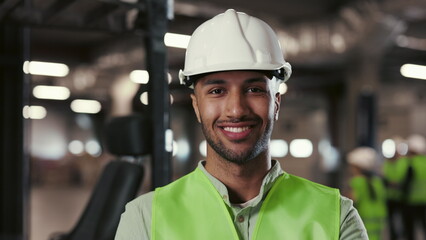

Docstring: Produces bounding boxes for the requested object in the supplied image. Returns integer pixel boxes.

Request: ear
[274,92,281,121]
[191,93,201,123]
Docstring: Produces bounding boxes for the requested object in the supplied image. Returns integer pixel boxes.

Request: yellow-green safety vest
[383,157,409,201]
[408,155,426,204]
[350,175,387,240]
[152,168,340,240]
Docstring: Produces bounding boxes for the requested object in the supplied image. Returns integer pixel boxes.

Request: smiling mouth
[218,124,254,142]
[223,126,250,133]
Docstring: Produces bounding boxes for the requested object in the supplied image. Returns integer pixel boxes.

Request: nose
[225,91,249,119]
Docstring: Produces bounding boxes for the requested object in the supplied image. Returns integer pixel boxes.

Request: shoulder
[126,191,155,213]
[115,192,154,240]
[339,195,369,240]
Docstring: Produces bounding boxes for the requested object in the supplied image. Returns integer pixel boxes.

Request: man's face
[191,71,281,165]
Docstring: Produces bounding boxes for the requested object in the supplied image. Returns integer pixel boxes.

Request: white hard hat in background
[179,9,292,88]
[407,134,426,154]
[347,147,378,171]
[393,136,409,156]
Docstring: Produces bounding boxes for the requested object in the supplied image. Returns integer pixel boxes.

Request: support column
[343,16,402,152]
[345,52,380,151]
[143,0,172,188]
[0,23,30,240]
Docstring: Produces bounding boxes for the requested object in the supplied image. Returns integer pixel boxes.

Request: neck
[205,151,272,204]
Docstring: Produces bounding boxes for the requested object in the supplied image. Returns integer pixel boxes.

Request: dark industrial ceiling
[1,0,425,104]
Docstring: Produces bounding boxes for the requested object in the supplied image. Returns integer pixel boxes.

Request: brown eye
[247,87,265,93]
[209,88,225,94]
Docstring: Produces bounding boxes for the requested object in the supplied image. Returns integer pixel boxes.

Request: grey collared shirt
[115,161,368,240]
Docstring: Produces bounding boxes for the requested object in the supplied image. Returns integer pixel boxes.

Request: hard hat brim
[179,62,292,88]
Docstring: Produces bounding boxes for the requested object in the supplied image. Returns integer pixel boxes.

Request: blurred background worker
[383,137,409,240]
[401,134,426,240]
[348,147,387,240]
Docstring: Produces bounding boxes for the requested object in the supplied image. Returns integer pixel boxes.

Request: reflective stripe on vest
[152,168,340,240]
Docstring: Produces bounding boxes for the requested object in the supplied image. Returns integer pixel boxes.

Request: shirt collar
[197,160,284,207]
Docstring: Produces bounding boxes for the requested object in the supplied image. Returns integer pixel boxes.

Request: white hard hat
[179,9,292,88]
[392,135,408,156]
[407,134,426,154]
[347,147,378,171]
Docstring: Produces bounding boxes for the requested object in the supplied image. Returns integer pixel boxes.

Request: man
[401,134,426,240]
[383,137,408,240]
[347,147,387,240]
[115,9,367,239]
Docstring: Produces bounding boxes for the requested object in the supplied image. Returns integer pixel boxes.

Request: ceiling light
[70,99,102,114]
[33,85,70,100]
[69,140,84,155]
[165,129,173,153]
[140,92,149,105]
[270,139,288,157]
[199,140,207,157]
[85,140,102,157]
[23,61,69,77]
[170,94,174,104]
[382,139,395,159]
[400,63,426,80]
[176,139,190,160]
[164,32,191,49]
[130,70,149,84]
[172,141,178,157]
[22,105,47,119]
[168,72,173,84]
[396,35,426,51]
[331,33,346,53]
[290,139,313,158]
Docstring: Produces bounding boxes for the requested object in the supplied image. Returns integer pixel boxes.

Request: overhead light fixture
[140,92,149,105]
[199,140,207,157]
[85,140,102,157]
[164,32,191,49]
[130,70,149,84]
[172,141,179,157]
[382,139,396,159]
[130,70,174,84]
[270,139,288,157]
[23,61,69,77]
[396,35,426,51]
[33,85,70,100]
[70,99,102,114]
[176,139,190,160]
[165,129,173,153]
[68,140,84,155]
[22,105,47,119]
[400,63,426,80]
[290,139,313,158]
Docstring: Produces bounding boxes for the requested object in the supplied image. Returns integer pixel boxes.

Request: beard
[200,117,274,165]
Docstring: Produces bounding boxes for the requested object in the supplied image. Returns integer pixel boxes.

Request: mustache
[216,117,260,124]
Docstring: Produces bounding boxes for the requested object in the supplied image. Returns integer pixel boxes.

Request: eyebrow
[201,79,226,86]
[245,77,268,84]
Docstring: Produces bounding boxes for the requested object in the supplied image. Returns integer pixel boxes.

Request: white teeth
[223,127,250,133]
